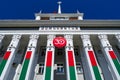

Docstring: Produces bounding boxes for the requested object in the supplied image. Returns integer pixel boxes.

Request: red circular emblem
[53,37,67,48]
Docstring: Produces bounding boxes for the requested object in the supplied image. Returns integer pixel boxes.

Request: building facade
[0,2,120,80]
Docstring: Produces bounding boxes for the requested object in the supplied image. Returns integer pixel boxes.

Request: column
[0,35,21,80]
[18,34,39,80]
[98,34,120,80]
[64,35,78,80]
[43,35,55,80]
[81,35,102,80]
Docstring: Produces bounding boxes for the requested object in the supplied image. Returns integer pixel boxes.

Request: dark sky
[0,0,120,19]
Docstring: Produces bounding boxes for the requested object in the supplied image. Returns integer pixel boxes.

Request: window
[74,48,79,56]
[38,64,44,74]
[40,46,46,56]
[56,64,64,74]
[56,48,64,56]
[98,50,102,54]
[55,17,65,19]
[76,63,83,74]
[41,49,45,56]
[74,46,79,56]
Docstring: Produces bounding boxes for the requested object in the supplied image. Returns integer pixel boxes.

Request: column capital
[81,34,90,39]
[47,35,55,40]
[30,34,39,40]
[64,34,73,39]
[115,34,120,39]
[64,35,73,50]
[47,35,55,49]
[0,34,4,39]
[98,34,107,39]
[12,34,21,39]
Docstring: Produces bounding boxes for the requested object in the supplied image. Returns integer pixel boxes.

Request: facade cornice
[0,20,120,27]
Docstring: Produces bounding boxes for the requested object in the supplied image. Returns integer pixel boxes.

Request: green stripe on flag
[0,60,7,75]
[69,67,76,80]
[45,67,51,80]
[92,66,102,80]
[19,59,30,80]
[113,59,120,75]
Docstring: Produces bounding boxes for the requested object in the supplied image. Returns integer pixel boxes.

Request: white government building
[0,1,120,80]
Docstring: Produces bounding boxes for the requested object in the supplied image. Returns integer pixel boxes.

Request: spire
[39,10,42,14]
[77,10,80,14]
[57,1,62,14]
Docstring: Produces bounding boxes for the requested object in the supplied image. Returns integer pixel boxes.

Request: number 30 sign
[53,36,67,48]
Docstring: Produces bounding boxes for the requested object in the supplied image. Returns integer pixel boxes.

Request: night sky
[0,0,120,19]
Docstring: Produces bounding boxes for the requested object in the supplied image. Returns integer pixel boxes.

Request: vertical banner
[44,51,53,80]
[19,51,32,80]
[108,51,120,75]
[88,51,102,80]
[43,35,55,80]
[0,51,11,75]
[67,50,76,80]
[65,35,78,80]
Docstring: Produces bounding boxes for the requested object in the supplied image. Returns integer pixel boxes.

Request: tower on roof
[57,1,62,14]
[35,1,83,20]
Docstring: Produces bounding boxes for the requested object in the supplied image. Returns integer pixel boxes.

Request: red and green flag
[19,51,32,80]
[108,51,120,75]
[88,50,102,80]
[67,50,77,80]
[0,51,11,76]
[44,51,53,80]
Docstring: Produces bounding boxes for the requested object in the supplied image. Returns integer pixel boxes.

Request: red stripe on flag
[46,51,52,67]
[109,51,117,59]
[68,51,75,66]
[25,51,32,59]
[88,51,97,66]
[3,51,11,60]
